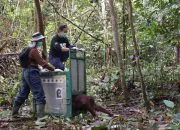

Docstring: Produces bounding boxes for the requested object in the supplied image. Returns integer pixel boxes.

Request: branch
[0,38,12,42]
[0,37,23,43]
[0,37,23,53]
[47,0,104,44]
[72,8,92,21]
[0,42,9,53]
[0,37,14,53]
[0,53,19,57]
[74,5,97,44]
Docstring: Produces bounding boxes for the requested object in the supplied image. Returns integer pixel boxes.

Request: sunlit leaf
[163,100,175,108]
[0,110,10,118]
[174,113,180,122]
[171,125,179,130]
[0,75,4,82]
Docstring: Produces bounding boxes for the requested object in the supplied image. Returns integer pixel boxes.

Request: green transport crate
[39,48,86,117]
[40,71,72,117]
[70,48,86,95]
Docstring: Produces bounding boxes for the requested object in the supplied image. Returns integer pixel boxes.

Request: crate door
[78,60,85,92]
[41,75,67,115]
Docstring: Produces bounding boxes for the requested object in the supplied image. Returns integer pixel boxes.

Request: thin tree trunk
[34,0,47,59]
[175,45,180,64]
[127,0,150,109]
[101,0,109,81]
[122,0,126,60]
[101,0,107,66]
[34,10,38,32]
[42,14,46,33]
[19,0,24,11]
[108,0,128,102]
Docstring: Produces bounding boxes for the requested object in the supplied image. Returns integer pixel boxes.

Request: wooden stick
[0,53,19,57]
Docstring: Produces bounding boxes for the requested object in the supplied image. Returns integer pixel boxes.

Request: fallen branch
[0,37,14,52]
[0,37,13,43]
[47,0,105,44]
[0,53,19,57]
[0,42,9,53]
[0,37,23,53]
[0,91,7,95]
[0,117,33,122]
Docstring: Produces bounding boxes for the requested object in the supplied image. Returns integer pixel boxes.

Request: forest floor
[0,81,179,130]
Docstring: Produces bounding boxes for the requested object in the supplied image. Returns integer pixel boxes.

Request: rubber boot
[36,104,45,119]
[11,104,21,118]
[35,104,47,127]
[32,98,37,119]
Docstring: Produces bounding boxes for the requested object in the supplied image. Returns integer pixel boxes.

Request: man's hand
[61,47,69,52]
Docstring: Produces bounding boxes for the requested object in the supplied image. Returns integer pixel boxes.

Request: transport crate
[40,71,72,117]
[70,48,86,95]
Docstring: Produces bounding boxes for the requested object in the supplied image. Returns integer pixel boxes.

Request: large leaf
[163,100,175,108]
[174,113,180,122]
[0,110,10,118]
[171,125,179,130]
[35,116,49,129]
[0,76,4,82]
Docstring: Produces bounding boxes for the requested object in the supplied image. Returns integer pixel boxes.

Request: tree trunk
[19,0,24,11]
[101,0,111,81]
[108,0,128,102]
[101,0,107,67]
[127,0,150,109]
[122,0,126,60]
[34,10,38,32]
[175,45,180,64]
[34,0,47,60]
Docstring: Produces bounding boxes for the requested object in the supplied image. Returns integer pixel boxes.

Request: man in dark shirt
[49,24,73,70]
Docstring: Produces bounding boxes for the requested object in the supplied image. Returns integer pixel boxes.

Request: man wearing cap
[11,32,55,119]
[49,24,74,70]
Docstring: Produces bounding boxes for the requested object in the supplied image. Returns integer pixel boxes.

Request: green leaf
[171,125,179,130]
[12,32,17,38]
[0,110,10,118]
[35,116,48,129]
[163,100,175,108]
[92,125,107,130]
[0,75,4,82]
[174,113,180,122]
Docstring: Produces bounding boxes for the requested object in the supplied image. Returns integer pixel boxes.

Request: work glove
[64,68,69,71]
[55,69,63,72]
[39,65,43,70]
[71,46,79,50]
[71,47,85,52]
[41,69,49,72]
[78,48,85,51]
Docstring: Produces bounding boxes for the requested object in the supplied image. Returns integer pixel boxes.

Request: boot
[36,104,45,119]
[11,104,21,118]
[32,99,37,119]
[35,104,47,127]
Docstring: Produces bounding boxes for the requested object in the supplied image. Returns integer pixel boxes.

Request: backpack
[19,47,31,68]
